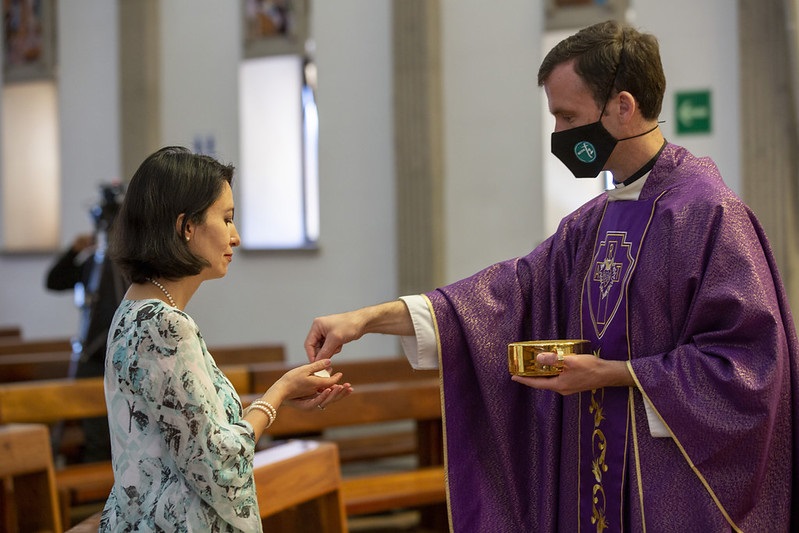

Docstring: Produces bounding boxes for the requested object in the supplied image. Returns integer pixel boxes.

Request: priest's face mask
[550,115,618,178]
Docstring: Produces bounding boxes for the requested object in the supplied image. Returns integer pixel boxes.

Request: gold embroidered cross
[593,240,623,300]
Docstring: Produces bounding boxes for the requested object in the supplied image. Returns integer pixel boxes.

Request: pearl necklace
[146,278,176,308]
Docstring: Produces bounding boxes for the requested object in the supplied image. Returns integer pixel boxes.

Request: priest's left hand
[511,352,634,395]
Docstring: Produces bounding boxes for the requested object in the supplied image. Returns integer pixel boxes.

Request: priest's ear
[616,91,637,123]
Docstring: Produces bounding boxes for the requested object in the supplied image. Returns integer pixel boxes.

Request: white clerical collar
[606,139,665,201]
[607,171,649,201]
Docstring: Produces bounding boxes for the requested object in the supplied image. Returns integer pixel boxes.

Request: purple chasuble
[426,143,799,532]
[578,195,661,532]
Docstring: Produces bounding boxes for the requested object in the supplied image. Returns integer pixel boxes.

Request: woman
[101,146,352,532]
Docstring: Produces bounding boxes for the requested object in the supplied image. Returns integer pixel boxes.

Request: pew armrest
[254,439,347,532]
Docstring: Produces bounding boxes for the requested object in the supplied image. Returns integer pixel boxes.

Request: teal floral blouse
[101,299,261,532]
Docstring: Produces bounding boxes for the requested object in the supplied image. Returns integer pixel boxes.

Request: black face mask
[550,119,660,179]
[550,119,619,178]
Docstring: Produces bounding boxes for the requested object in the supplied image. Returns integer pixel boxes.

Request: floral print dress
[100,299,261,532]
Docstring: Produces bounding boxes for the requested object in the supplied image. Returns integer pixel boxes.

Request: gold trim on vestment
[628,387,646,532]
[620,191,665,531]
[617,190,664,530]
[578,388,583,531]
[422,293,454,533]
[578,201,609,532]
[627,365,742,533]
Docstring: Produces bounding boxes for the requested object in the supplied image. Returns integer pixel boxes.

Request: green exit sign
[675,90,712,135]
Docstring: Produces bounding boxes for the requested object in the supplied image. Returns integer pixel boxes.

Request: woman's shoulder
[110,299,200,355]
[115,299,196,327]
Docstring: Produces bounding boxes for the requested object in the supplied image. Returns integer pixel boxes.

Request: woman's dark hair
[537,20,666,120]
[109,146,235,283]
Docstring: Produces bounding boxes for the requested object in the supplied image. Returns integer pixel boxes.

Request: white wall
[0,0,742,365]
[440,0,544,283]
[632,0,740,194]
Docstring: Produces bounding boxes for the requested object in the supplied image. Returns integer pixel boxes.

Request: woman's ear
[176,213,192,242]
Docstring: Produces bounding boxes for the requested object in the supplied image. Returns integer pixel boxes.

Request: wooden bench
[66,440,347,533]
[0,326,21,339]
[0,343,285,384]
[0,423,62,533]
[249,357,437,389]
[0,337,72,356]
[0,351,73,382]
[211,343,285,366]
[249,358,439,463]
[342,465,445,516]
[247,375,447,527]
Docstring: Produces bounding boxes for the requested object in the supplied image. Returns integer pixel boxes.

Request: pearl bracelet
[246,400,277,429]
[251,400,276,420]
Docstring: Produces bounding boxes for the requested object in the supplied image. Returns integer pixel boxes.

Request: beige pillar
[393,0,445,295]
[118,0,161,181]
[739,0,799,314]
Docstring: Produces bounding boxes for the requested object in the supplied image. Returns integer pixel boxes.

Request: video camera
[89,182,125,233]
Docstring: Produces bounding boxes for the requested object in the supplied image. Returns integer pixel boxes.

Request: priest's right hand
[304,310,364,362]
[304,300,415,362]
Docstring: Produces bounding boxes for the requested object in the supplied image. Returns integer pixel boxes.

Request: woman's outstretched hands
[277,358,353,410]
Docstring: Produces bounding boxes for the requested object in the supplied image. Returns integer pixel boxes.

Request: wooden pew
[66,440,347,533]
[0,352,72,382]
[0,343,284,384]
[210,343,285,365]
[249,358,439,463]
[0,326,21,339]
[0,365,251,423]
[247,358,447,529]
[256,440,347,532]
[0,338,72,356]
[0,423,62,533]
[246,377,447,527]
[249,357,437,390]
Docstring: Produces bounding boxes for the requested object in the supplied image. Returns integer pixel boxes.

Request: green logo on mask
[574,141,597,163]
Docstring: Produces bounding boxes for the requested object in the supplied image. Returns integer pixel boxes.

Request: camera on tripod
[89,182,125,233]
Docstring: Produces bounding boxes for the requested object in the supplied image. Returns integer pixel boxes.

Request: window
[2,0,59,252]
[238,54,319,249]
[1,80,60,251]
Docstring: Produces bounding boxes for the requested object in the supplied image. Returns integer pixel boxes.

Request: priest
[305,20,799,532]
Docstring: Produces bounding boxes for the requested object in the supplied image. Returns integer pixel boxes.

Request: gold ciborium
[508,339,590,377]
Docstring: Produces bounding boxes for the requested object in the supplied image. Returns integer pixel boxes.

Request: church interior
[0,0,796,531]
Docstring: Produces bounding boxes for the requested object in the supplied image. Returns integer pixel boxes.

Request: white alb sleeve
[642,397,670,438]
[398,295,439,370]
